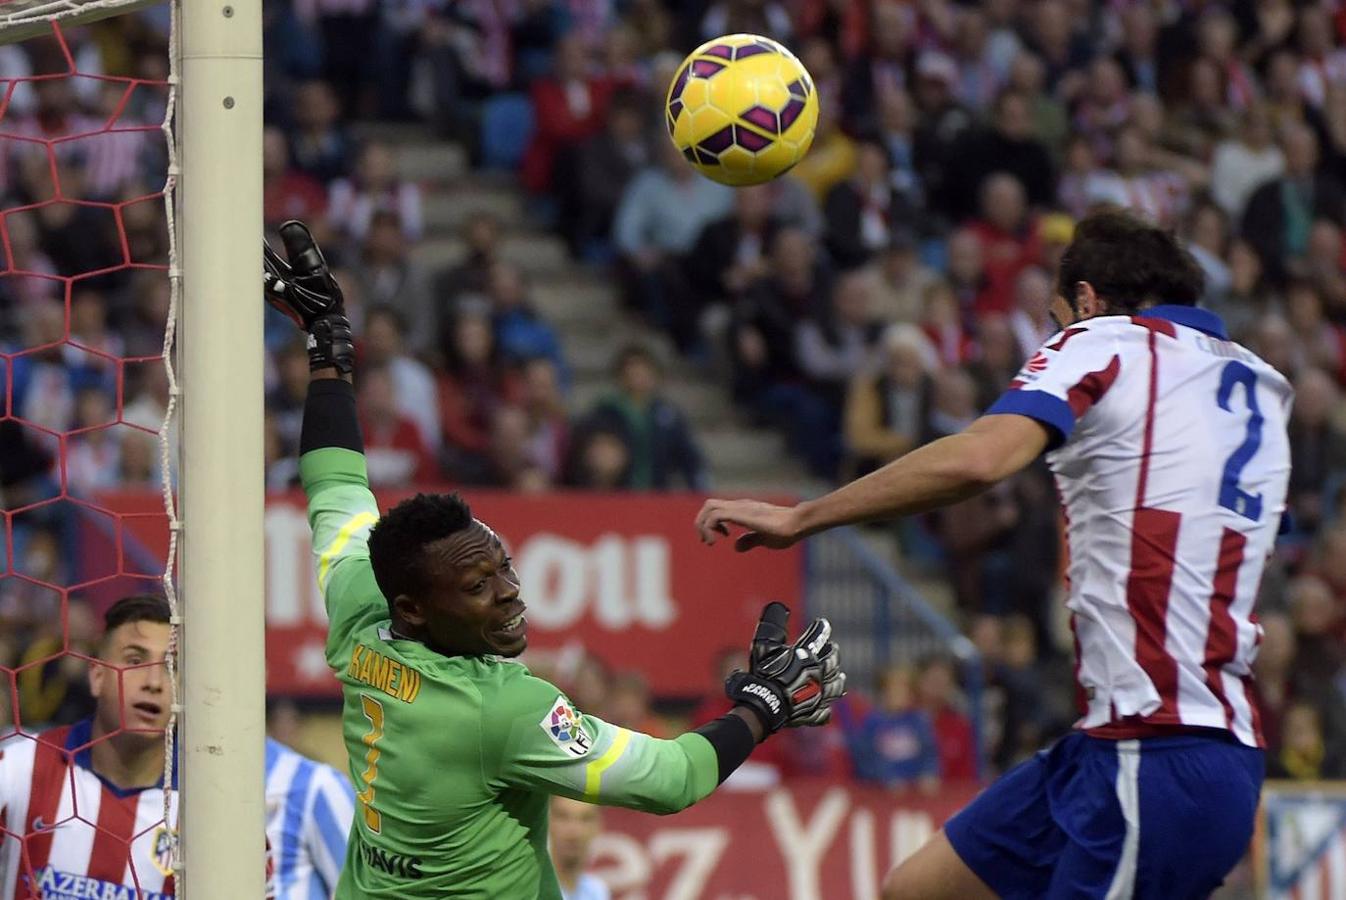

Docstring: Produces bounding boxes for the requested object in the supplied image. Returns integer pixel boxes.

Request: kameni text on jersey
[348,644,422,704]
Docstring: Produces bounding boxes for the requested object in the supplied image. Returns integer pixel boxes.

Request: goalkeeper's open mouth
[490,604,528,647]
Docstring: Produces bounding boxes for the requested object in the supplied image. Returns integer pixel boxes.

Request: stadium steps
[389,133,813,490]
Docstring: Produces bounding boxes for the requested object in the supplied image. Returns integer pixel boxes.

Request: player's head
[1052,209,1204,328]
[549,796,603,875]
[89,594,172,742]
[366,493,527,658]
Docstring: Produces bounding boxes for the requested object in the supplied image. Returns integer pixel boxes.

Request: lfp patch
[540,696,593,758]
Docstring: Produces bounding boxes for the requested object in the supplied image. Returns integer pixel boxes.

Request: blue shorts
[945,731,1264,899]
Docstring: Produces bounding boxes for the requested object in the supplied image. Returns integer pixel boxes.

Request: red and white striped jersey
[989,305,1293,748]
[0,720,178,899]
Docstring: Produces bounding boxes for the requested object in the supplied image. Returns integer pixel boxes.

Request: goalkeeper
[263,221,847,899]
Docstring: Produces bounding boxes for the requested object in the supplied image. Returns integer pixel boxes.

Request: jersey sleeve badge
[540,696,594,758]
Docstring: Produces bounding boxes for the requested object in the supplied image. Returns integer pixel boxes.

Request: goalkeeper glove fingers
[263,220,354,374]
[725,602,845,735]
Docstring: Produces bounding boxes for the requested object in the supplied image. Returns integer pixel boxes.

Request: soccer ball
[665,34,820,187]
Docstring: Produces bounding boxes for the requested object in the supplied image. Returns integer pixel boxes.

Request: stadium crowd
[0,0,1344,790]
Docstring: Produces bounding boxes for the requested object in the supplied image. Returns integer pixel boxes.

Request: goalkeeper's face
[89,618,172,742]
[401,521,528,657]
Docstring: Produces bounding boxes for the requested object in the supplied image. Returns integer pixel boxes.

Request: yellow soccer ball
[665,34,820,187]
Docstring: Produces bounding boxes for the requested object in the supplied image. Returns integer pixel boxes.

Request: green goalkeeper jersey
[301,447,722,899]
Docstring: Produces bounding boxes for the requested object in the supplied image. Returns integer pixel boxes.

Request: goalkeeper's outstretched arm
[265,221,386,645]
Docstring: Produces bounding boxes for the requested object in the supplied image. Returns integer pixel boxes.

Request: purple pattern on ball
[800,73,814,95]
[682,146,699,163]
[734,42,772,60]
[690,59,725,77]
[704,44,734,59]
[668,99,683,122]
[694,148,720,165]
[671,64,690,98]
[698,126,735,154]
[786,78,807,98]
[734,126,773,152]
[740,105,779,133]
[778,98,805,132]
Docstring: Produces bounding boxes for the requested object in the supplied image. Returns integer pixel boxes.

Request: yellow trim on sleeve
[584,727,632,799]
[318,511,379,591]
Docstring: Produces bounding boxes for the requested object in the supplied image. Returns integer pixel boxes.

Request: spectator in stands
[944,90,1055,224]
[1211,104,1281,223]
[436,211,501,304]
[576,344,708,491]
[484,405,551,492]
[363,305,440,454]
[968,313,1021,410]
[606,671,669,738]
[824,134,915,270]
[549,797,611,900]
[437,300,524,483]
[263,126,327,230]
[1007,265,1055,361]
[1242,123,1346,286]
[910,52,975,226]
[286,79,351,184]
[1084,125,1199,230]
[700,0,793,43]
[1023,0,1092,92]
[915,654,977,781]
[965,174,1042,315]
[613,136,732,352]
[839,0,914,131]
[351,210,434,355]
[687,184,780,306]
[1114,3,1158,95]
[1285,281,1346,380]
[853,665,940,792]
[1005,51,1067,157]
[518,356,571,484]
[522,32,617,196]
[67,387,120,495]
[1271,701,1346,779]
[485,260,566,374]
[357,363,437,487]
[565,423,633,490]
[863,227,938,324]
[789,96,858,203]
[795,269,883,412]
[1311,527,1346,626]
[267,340,310,457]
[327,140,423,243]
[557,88,651,259]
[844,323,935,478]
[919,280,975,368]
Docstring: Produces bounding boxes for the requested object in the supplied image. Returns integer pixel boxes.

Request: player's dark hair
[1056,209,1204,313]
[103,594,171,639]
[367,492,474,608]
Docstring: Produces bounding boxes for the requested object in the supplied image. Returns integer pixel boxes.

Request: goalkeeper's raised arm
[264,221,848,899]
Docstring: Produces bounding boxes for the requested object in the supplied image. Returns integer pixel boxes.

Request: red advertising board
[95,490,802,698]
[592,780,980,899]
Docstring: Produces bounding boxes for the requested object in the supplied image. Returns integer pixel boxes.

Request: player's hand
[725,602,845,734]
[695,499,803,552]
[263,220,345,329]
[262,220,353,374]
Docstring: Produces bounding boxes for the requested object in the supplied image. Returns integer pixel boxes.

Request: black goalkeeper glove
[726,602,845,735]
[263,220,354,374]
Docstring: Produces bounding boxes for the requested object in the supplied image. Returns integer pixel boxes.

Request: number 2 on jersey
[358,693,385,832]
[1216,361,1264,522]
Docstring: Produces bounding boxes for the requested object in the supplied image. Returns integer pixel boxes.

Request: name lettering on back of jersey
[1194,334,1256,363]
[357,837,424,880]
[540,696,593,758]
[348,644,422,704]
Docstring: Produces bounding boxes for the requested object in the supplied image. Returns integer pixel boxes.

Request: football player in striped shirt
[264,736,355,899]
[697,210,1292,899]
[262,220,847,899]
[0,594,178,899]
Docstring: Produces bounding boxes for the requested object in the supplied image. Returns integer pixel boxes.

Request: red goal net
[0,10,179,896]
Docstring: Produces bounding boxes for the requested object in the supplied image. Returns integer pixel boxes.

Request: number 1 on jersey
[358,693,385,833]
[1216,361,1264,522]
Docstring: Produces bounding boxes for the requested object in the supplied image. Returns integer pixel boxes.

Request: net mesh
[0,8,179,895]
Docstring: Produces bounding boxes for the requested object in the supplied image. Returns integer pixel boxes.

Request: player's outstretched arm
[695,413,1049,551]
[264,221,384,641]
[485,603,844,815]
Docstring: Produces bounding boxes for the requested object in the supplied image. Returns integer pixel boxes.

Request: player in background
[0,595,177,899]
[264,735,355,899]
[549,797,610,900]
[697,210,1292,900]
[263,220,847,899]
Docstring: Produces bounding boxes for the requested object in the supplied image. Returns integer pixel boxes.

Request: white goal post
[0,0,267,896]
